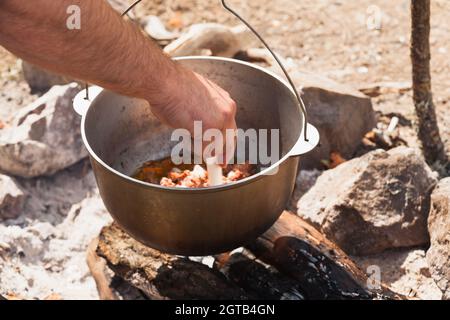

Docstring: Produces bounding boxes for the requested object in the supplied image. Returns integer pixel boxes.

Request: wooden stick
[86,238,118,300]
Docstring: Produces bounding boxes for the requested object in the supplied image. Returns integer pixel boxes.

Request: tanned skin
[0,0,236,163]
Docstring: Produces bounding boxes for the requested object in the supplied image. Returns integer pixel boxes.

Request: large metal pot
[73,56,319,256]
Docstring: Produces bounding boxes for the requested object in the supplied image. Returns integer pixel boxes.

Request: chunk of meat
[160,163,256,188]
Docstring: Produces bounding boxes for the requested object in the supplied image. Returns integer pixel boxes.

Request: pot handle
[222,0,318,150]
[290,123,320,157]
[73,86,103,117]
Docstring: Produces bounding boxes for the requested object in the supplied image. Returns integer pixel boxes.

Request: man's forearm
[0,0,180,103]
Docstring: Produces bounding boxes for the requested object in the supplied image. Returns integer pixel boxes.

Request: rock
[297,147,438,255]
[426,178,450,299]
[230,25,259,51]
[0,83,88,178]
[22,61,72,93]
[164,23,241,58]
[353,249,442,300]
[142,15,179,41]
[288,169,322,211]
[0,175,25,220]
[291,71,376,169]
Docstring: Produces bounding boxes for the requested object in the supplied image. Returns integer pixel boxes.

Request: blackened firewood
[245,212,403,300]
[223,252,306,300]
[96,223,248,300]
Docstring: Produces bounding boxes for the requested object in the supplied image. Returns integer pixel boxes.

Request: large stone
[292,71,376,169]
[0,83,87,178]
[297,147,438,256]
[426,178,450,299]
[0,175,25,220]
[164,23,242,58]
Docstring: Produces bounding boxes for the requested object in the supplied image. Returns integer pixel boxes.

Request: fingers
[161,71,237,166]
[221,118,237,166]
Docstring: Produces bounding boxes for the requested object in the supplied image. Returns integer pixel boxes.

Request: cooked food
[133,158,256,188]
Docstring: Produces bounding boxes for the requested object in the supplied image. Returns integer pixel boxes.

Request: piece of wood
[96,224,248,300]
[411,0,447,165]
[246,211,403,300]
[86,238,118,300]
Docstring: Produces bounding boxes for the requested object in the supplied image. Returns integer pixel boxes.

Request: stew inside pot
[132,157,257,188]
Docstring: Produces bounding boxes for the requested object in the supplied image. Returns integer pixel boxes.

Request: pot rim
[80,56,305,193]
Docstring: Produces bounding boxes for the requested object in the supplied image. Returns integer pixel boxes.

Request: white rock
[142,15,179,41]
[164,23,241,58]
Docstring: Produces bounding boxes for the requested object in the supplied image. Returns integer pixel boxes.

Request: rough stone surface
[426,178,450,299]
[297,147,438,256]
[0,83,88,178]
[0,175,26,220]
[353,249,443,300]
[291,71,377,169]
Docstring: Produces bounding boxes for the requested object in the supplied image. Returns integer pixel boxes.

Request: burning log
[95,212,403,300]
[247,212,402,299]
[96,224,248,300]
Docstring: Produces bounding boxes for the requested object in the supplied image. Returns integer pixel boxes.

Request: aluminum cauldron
[73,56,319,256]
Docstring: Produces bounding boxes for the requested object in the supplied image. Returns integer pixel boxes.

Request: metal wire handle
[221,0,309,141]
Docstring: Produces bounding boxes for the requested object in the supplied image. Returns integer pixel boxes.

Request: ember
[132,157,257,188]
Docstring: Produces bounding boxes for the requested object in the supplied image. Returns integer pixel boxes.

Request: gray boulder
[291,71,376,169]
[0,83,87,178]
[427,178,450,299]
[297,147,438,255]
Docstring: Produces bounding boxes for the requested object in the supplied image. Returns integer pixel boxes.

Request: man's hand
[148,67,237,165]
